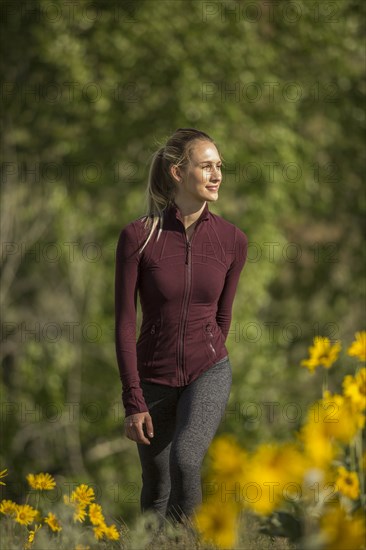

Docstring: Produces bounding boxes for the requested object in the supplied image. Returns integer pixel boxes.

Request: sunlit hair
[138,128,221,254]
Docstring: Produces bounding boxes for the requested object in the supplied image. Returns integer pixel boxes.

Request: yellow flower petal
[0,469,8,486]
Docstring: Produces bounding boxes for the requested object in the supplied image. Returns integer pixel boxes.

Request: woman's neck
[172,199,206,229]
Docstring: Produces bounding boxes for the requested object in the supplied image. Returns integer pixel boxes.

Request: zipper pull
[150,324,156,334]
[185,241,191,264]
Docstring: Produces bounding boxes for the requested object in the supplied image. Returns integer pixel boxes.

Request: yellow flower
[0,499,18,516]
[323,391,365,442]
[342,368,366,411]
[74,503,87,523]
[193,497,239,549]
[71,484,95,506]
[301,391,364,450]
[243,442,307,515]
[104,524,120,540]
[88,503,105,526]
[304,432,336,471]
[320,503,365,549]
[63,493,87,522]
[87,502,120,541]
[26,472,56,491]
[93,523,107,540]
[0,468,8,486]
[24,524,42,549]
[347,331,366,362]
[14,504,38,526]
[297,418,337,469]
[335,466,360,500]
[301,336,341,373]
[75,546,90,550]
[44,512,62,532]
[208,434,248,484]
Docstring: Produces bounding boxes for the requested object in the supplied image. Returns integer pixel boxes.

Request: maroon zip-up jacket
[115,200,248,417]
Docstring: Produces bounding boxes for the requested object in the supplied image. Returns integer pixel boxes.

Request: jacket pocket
[204,322,217,361]
[145,318,161,368]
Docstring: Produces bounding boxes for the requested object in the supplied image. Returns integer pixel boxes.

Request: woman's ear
[170,164,182,183]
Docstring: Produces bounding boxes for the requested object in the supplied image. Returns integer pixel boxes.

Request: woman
[114,128,248,529]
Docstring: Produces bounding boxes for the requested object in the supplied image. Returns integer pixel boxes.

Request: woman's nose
[211,167,221,180]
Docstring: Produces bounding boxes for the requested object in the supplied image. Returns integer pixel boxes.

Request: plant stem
[322,369,328,397]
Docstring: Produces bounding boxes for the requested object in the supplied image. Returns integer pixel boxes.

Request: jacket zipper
[177,223,201,385]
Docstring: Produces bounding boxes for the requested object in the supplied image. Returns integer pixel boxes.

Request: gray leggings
[137,355,232,526]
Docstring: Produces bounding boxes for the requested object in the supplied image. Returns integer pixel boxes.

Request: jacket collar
[164,200,210,224]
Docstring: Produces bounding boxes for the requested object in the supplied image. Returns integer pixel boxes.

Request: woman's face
[172,140,222,204]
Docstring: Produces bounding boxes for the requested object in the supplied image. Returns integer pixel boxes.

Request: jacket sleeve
[216,227,248,342]
[114,223,149,418]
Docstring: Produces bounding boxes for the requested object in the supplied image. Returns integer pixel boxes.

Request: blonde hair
[138,128,220,254]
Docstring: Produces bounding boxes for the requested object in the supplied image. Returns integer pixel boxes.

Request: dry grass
[125,508,301,550]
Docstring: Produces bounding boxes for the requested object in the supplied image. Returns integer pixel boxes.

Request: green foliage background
[1,0,364,525]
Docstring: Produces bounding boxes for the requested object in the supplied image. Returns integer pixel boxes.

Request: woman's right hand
[124,412,154,445]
